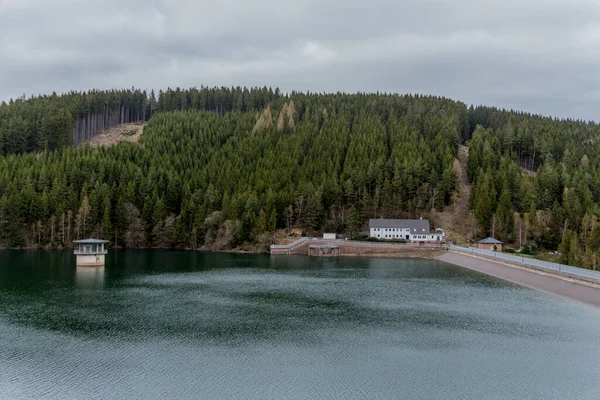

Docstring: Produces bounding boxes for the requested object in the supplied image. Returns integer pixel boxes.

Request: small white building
[74,239,109,266]
[369,219,445,243]
[323,233,337,240]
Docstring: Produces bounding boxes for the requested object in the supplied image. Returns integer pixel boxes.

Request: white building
[73,239,109,266]
[369,219,445,243]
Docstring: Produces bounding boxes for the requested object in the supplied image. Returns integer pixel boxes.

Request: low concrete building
[477,237,503,251]
[74,239,109,266]
[323,233,337,240]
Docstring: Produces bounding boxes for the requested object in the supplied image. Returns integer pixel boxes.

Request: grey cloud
[0,0,599,121]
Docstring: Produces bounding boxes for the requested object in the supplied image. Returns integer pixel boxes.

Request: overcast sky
[1,0,599,121]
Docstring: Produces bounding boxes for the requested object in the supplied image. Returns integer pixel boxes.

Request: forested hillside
[1,87,600,268]
[0,87,279,154]
[467,108,600,268]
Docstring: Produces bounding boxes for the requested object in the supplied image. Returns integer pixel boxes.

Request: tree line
[0,86,282,154]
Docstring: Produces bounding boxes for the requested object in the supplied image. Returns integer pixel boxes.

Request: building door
[405,235,410,240]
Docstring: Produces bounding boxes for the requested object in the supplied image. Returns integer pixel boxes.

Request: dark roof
[369,219,430,233]
[73,239,109,244]
[478,237,503,244]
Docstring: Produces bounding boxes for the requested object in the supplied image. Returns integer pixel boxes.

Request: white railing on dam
[452,245,600,283]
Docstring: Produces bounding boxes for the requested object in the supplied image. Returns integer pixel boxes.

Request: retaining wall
[270,239,446,256]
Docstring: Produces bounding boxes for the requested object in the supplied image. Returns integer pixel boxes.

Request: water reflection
[75,266,105,289]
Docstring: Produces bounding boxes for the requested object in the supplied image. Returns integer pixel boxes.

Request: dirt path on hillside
[84,123,144,147]
[434,145,474,243]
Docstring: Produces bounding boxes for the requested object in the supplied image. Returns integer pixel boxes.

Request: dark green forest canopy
[1,87,600,268]
[0,87,279,153]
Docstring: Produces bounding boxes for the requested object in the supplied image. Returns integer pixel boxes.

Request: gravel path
[438,251,600,308]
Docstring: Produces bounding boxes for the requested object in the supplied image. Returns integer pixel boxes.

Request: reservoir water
[1,250,599,399]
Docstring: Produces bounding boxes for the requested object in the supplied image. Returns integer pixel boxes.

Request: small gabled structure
[73,238,109,266]
[477,237,503,252]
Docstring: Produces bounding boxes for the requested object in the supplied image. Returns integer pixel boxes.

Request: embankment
[438,252,600,308]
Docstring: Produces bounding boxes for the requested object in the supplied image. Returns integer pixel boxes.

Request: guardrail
[452,245,600,283]
[270,237,310,249]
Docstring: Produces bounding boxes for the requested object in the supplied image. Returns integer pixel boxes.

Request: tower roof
[73,239,109,244]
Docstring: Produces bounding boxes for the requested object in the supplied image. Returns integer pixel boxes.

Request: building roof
[73,239,109,244]
[478,237,503,244]
[369,219,430,233]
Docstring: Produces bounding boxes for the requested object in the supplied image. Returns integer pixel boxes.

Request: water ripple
[1,254,600,399]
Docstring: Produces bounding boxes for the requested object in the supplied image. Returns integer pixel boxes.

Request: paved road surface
[438,252,600,308]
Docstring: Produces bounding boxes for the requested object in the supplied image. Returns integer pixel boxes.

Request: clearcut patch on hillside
[84,122,144,147]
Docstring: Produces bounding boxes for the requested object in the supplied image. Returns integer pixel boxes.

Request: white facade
[323,233,337,240]
[369,219,445,243]
[370,227,412,240]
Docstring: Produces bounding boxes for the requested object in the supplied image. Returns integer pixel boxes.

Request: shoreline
[0,245,269,254]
